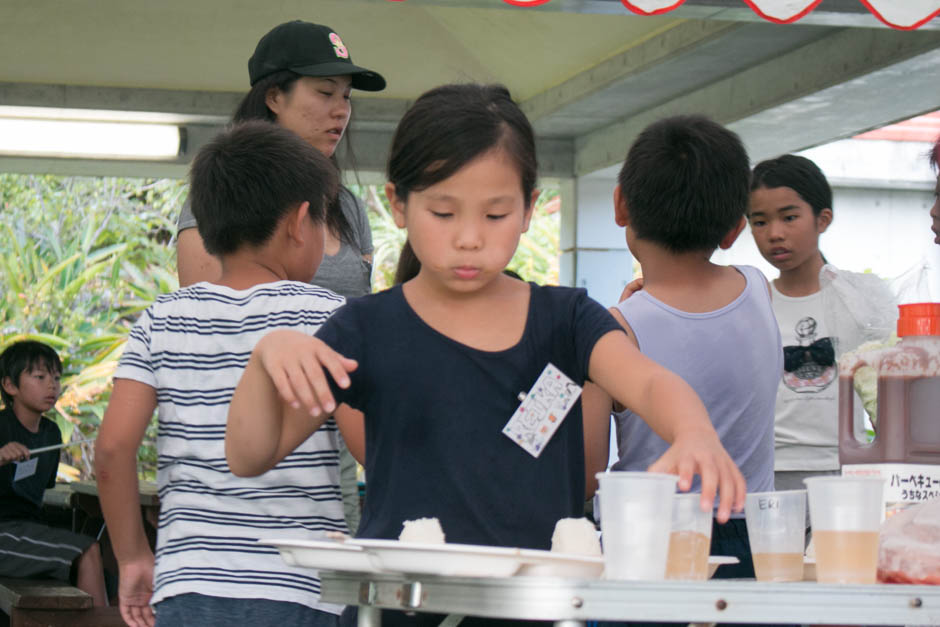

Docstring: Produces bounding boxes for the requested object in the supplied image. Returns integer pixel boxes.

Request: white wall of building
[562,177,632,306]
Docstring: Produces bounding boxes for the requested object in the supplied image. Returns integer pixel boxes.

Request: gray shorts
[155,593,341,627]
[0,519,95,582]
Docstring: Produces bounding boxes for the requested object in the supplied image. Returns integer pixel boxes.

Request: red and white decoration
[860,0,940,30]
[740,0,823,23]
[534,0,940,29]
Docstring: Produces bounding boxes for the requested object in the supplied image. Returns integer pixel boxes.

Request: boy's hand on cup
[0,441,30,465]
[648,430,746,523]
[256,330,357,417]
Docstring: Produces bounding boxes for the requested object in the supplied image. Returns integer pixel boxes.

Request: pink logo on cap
[329,32,349,59]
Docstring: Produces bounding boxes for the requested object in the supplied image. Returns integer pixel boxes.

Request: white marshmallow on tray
[551,517,602,556]
[399,517,447,544]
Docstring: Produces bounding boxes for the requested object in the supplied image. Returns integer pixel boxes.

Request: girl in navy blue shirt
[226,84,746,551]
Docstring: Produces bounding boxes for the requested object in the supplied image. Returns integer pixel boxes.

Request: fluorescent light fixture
[0,116,181,160]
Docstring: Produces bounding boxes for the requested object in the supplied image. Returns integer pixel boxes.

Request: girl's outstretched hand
[255,330,358,417]
[647,430,746,523]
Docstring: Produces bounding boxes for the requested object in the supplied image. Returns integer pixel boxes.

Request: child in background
[95,121,346,627]
[748,154,896,491]
[227,85,745,554]
[583,115,780,580]
[0,340,107,606]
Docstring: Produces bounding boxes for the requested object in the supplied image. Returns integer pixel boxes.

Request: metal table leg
[358,605,381,627]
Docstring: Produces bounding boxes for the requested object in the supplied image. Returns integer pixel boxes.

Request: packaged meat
[877,498,940,584]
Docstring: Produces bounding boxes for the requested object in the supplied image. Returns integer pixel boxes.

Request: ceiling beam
[520,20,740,123]
[575,27,940,175]
[0,81,411,127]
[0,83,238,124]
[0,122,574,179]
[523,20,831,140]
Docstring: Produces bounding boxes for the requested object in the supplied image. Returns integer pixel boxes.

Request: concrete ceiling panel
[529,21,831,137]
[0,0,937,179]
[575,27,940,175]
[0,0,675,99]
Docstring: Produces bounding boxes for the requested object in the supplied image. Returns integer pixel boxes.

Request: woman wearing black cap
[173,16,382,610]
[177,20,385,293]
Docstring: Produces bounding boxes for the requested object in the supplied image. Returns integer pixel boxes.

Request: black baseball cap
[248,20,386,91]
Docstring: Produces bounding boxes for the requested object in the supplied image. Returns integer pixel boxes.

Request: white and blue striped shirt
[115,281,346,612]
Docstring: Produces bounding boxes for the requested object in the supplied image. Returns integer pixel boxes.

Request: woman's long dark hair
[233,70,356,245]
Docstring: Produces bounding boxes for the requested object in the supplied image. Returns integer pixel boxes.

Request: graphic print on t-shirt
[782,316,836,393]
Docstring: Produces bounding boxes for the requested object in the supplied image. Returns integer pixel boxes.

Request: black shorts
[0,519,95,582]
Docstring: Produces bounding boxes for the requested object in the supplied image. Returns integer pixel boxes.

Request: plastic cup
[596,471,679,580]
[745,490,806,582]
[665,493,713,580]
[804,476,885,584]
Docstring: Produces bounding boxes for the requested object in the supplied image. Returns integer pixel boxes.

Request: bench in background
[0,579,123,627]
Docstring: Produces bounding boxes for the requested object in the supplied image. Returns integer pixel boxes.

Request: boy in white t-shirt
[748,154,896,490]
[95,121,346,627]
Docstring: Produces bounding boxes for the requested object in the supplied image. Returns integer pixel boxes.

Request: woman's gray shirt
[177,187,373,297]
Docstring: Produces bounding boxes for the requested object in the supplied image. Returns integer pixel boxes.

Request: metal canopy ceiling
[1,0,938,180]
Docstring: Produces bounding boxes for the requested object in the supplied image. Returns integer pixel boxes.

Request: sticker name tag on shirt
[503,363,582,458]
[14,457,38,482]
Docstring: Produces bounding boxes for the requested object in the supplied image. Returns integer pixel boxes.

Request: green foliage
[1,175,560,482]
[0,174,184,479]
[349,184,406,292]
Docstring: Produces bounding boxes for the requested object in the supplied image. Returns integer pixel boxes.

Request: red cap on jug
[896,302,940,336]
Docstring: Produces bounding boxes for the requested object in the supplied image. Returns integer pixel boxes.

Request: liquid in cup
[804,476,885,584]
[752,553,803,581]
[596,471,678,580]
[744,490,806,582]
[665,493,712,580]
[812,530,880,583]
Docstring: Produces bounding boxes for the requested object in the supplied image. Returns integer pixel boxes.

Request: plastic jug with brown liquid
[839,303,940,466]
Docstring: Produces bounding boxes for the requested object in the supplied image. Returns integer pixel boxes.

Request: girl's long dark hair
[387,84,538,279]
[233,70,355,245]
[387,84,537,202]
[394,239,420,284]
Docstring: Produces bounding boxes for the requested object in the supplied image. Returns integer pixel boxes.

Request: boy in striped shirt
[96,121,347,627]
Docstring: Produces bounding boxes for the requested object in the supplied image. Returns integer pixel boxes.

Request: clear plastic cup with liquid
[804,476,885,584]
[665,493,713,580]
[745,490,806,582]
[596,471,679,580]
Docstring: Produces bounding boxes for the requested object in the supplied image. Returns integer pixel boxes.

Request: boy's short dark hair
[618,115,750,253]
[750,154,832,217]
[0,341,62,408]
[189,120,339,256]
